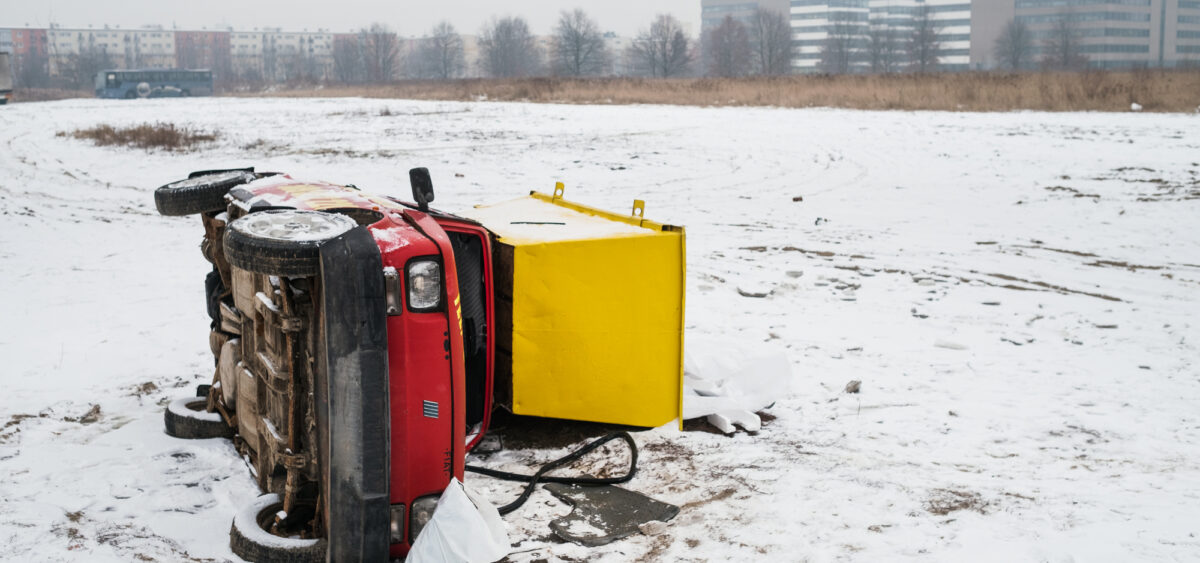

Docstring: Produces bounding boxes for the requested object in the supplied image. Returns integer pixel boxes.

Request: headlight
[409,495,439,541]
[389,503,406,544]
[407,259,442,311]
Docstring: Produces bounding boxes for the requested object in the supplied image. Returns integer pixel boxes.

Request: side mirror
[409,167,434,212]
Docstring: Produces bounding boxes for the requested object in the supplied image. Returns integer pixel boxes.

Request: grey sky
[4,0,700,37]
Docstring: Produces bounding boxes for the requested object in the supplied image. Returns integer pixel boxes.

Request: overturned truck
[155,167,685,561]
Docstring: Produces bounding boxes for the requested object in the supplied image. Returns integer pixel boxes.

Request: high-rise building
[972,0,1200,69]
[790,0,972,72]
[703,0,794,35]
[787,0,1199,71]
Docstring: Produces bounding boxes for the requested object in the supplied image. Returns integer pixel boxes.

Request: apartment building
[175,30,230,72]
[45,26,176,74]
[229,29,333,81]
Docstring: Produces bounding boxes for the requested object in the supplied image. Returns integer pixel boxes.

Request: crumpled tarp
[407,478,510,563]
[682,338,792,433]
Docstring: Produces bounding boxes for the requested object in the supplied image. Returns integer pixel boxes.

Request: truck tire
[155,170,257,216]
[164,397,233,439]
[230,493,326,563]
[224,210,357,277]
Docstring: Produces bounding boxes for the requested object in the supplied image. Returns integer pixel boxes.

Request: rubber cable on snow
[464,431,639,516]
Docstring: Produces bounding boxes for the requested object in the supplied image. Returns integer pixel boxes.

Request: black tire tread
[163,398,233,439]
[229,499,327,563]
[223,212,355,278]
[155,171,255,216]
[223,229,325,278]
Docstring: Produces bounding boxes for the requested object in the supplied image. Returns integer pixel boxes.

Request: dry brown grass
[232,70,1200,113]
[58,122,219,151]
[11,88,92,102]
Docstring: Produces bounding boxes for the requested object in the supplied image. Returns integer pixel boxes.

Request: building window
[1017,0,1150,7]
[1032,27,1150,38]
[1018,12,1152,24]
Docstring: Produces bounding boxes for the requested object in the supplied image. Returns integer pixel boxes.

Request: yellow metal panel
[509,230,685,427]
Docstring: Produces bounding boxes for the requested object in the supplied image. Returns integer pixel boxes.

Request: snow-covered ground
[1,98,1198,562]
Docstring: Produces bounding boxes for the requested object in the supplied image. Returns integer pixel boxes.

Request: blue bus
[95,69,214,99]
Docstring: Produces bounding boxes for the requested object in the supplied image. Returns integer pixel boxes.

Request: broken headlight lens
[407,259,442,311]
[409,495,439,542]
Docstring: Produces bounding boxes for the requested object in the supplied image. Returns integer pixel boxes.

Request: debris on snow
[683,338,790,434]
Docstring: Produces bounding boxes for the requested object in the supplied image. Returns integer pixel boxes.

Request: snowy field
[1,97,1198,562]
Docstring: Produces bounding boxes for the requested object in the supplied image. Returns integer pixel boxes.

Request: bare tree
[63,46,113,90]
[908,5,942,72]
[333,35,367,84]
[363,23,401,83]
[416,22,466,79]
[630,14,692,77]
[704,16,752,77]
[819,11,863,74]
[15,51,51,88]
[552,9,607,76]
[865,26,902,73]
[479,16,541,78]
[747,8,793,76]
[993,19,1034,70]
[1042,15,1088,70]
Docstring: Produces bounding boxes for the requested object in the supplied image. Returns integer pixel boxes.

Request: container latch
[553,182,565,200]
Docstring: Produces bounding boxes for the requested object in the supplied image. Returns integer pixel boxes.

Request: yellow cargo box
[466,184,685,428]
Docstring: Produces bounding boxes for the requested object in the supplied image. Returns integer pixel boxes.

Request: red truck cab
[157,168,494,561]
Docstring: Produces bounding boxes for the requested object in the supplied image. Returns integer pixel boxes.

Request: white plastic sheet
[682,338,792,433]
[407,478,510,563]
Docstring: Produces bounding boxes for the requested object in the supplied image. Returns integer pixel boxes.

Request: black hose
[465,431,639,515]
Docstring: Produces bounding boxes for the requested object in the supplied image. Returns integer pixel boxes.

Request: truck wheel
[164,397,233,439]
[154,170,257,216]
[230,493,326,563]
[224,210,357,277]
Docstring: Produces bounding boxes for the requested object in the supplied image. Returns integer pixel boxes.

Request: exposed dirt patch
[129,382,159,397]
[1,412,49,443]
[64,404,102,424]
[925,489,988,515]
[682,487,737,511]
[1086,260,1163,272]
[984,272,1122,302]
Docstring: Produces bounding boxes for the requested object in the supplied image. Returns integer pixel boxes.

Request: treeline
[331,9,795,85]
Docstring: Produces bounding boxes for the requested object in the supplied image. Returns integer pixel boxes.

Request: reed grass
[233,71,1200,113]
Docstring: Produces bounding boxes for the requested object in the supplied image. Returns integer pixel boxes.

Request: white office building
[790,0,973,72]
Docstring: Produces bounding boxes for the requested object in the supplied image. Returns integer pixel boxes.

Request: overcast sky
[4,0,701,37]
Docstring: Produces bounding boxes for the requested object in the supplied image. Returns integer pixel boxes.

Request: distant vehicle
[0,53,13,105]
[94,69,213,99]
